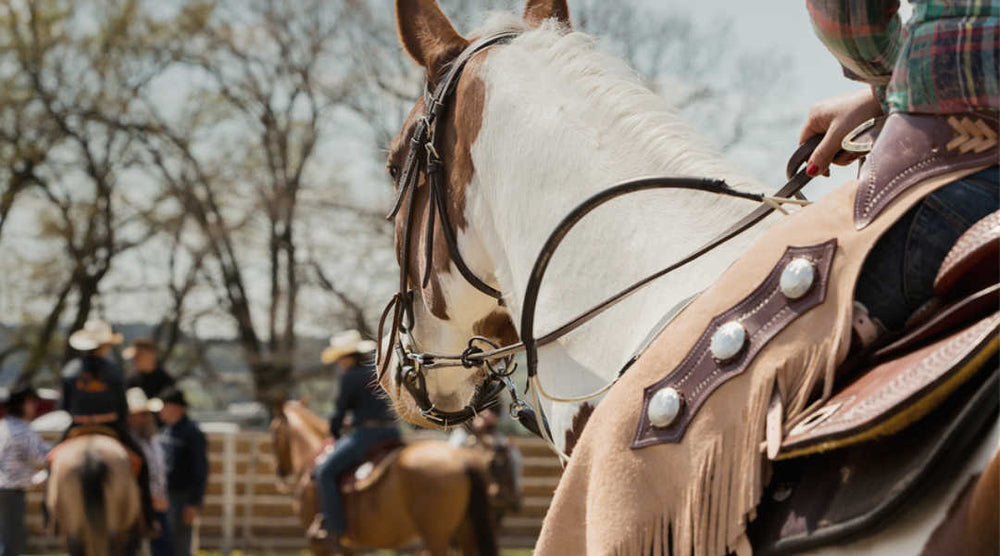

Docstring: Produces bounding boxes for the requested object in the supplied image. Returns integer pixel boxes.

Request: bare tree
[0,0,167,382]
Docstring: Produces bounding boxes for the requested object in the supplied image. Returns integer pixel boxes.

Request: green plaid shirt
[808,0,999,114]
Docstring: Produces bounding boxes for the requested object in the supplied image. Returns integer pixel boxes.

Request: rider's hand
[799,88,883,176]
[182,505,199,525]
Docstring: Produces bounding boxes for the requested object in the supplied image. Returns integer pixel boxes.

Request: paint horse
[378,0,998,553]
[269,400,497,555]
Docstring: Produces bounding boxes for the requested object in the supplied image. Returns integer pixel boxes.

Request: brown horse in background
[270,400,498,555]
[46,434,141,556]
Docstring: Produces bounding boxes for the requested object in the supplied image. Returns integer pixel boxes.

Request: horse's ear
[523,0,571,28]
[396,0,469,83]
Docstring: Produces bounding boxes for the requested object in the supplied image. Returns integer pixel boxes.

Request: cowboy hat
[321,330,377,365]
[68,319,124,351]
[126,387,163,414]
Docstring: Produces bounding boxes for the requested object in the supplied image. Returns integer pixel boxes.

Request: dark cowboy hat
[155,386,188,408]
[3,383,38,409]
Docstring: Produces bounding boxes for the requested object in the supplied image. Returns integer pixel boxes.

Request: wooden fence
[25,425,561,553]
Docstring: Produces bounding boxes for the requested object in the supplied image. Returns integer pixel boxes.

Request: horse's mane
[282,400,329,442]
[473,13,761,190]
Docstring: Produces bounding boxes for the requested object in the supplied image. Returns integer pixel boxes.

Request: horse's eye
[388,165,400,181]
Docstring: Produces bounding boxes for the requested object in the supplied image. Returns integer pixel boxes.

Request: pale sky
[671,0,912,192]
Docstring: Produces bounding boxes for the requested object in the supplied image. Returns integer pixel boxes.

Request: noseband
[378,30,821,437]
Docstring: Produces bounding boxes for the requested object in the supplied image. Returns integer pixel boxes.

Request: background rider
[312,330,401,544]
[59,319,157,533]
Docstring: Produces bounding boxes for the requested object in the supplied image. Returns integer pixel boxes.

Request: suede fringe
[617,335,839,556]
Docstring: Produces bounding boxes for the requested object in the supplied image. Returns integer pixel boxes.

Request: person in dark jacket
[125,338,176,400]
[60,319,156,533]
[311,330,400,543]
[156,387,207,556]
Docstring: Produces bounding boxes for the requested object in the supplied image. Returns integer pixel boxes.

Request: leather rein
[377,30,821,437]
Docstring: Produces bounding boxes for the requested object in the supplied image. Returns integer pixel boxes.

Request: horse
[45,434,142,556]
[269,400,498,555]
[378,0,998,553]
[379,0,781,458]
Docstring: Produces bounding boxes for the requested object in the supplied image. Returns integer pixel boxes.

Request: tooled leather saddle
[744,117,999,553]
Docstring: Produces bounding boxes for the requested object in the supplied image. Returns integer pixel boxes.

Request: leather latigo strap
[778,311,1000,458]
[854,112,998,229]
[632,240,837,448]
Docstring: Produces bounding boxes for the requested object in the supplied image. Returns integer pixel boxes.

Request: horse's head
[379,0,571,428]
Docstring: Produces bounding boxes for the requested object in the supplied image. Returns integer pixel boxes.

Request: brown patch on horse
[563,402,594,457]
[387,56,490,320]
[396,0,469,83]
[523,0,571,28]
[922,451,1000,556]
[472,310,519,347]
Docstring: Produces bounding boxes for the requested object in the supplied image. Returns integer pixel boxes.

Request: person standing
[157,387,207,556]
[311,330,400,543]
[0,385,49,556]
[124,339,176,400]
[126,388,174,556]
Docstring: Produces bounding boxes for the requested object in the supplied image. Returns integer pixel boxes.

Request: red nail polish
[806,163,819,176]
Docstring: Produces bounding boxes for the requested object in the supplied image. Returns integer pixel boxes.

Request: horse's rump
[48,426,142,477]
[47,435,141,556]
[537,112,998,555]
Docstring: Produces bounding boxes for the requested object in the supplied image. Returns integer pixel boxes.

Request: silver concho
[710,321,746,361]
[648,386,683,427]
[780,257,816,300]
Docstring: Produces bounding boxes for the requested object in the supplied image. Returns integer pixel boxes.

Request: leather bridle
[378,30,821,438]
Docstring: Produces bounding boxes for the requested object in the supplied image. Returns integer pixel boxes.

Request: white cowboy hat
[126,387,164,414]
[321,330,377,365]
[68,319,124,351]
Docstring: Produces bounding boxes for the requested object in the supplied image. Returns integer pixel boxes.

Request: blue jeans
[855,166,999,331]
[167,492,194,556]
[315,426,401,535]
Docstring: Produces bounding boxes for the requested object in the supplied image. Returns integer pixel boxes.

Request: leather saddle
[340,438,406,494]
[748,211,1000,553]
[312,438,407,495]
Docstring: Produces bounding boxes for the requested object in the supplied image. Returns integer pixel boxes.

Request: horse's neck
[469,32,774,437]
[286,410,327,476]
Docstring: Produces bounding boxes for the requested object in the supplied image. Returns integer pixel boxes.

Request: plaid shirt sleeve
[808,0,1000,114]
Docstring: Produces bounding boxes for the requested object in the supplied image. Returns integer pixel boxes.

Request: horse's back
[345,440,479,547]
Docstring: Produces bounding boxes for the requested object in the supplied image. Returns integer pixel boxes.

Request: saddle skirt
[535,112,998,556]
[312,438,406,495]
